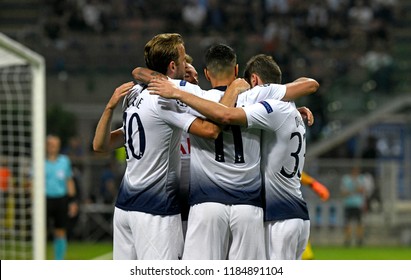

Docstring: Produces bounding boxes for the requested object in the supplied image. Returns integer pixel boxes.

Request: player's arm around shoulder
[188,118,222,140]
[220,78,250,107]
[149,78,247,127]
[132,67,167,84]
[283,77,319,100]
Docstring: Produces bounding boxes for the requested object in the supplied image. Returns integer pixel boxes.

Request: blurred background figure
[361,135,381,213]
[61,135,85,238]
[0,158,12,230]
[301,171,330,202]
[300,171,330,260]
[340,165,367,247]
[0,158,11,192]
[359,39,394,93]
[99,159,118,205]
[45,134,78,259]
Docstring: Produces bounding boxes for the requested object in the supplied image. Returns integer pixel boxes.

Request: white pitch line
[92,252,113,260]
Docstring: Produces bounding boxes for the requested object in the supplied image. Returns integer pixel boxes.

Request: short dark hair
[204,44,236,76]
[244,54,282,84]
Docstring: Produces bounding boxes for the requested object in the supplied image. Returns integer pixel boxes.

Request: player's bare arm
[283,77,319,101]
[133,67,250,107]
[188,118,222,139]
[132,67,224,140]
[93,82,134,153]
[132,67,167,84]
[140,77,221,139]
[148,78,247,126]
[219,78,250,107]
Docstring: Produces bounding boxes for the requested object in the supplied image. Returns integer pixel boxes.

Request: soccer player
[147,54,319,260]
[182,44,266,259]
[180,54,199,234]
[45,134,77,260]
[93,33,234,260]
[244,54,320,259]
[143,45,316,258]
[184,54,199,85]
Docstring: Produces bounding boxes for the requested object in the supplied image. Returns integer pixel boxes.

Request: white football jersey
[115,83,197,215]
[170,80,287,207]
[243,99,309,221]
[179,130,191,221]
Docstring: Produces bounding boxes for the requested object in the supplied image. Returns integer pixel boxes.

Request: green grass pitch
[47,242,411,260]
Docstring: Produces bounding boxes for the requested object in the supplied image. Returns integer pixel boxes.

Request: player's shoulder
[172,79,189,87]
[204,87,225,100]
[122,83,147,110]
[240,83,286,104]
[174,79,199,89]
[132,82,146,91]
[155,94,190,114]
[173,79,204,96]
[255,83,284,90]
[128,83,146,98]
[256,99,296,116]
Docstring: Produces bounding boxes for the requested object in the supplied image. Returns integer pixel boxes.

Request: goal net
[0,33,46,259]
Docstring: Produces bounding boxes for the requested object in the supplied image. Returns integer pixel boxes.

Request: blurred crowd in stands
[38,0,400,142]
[35,0,403,158]
[42,0,398,77]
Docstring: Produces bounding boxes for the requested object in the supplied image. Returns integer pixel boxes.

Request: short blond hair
[144,33,184,75]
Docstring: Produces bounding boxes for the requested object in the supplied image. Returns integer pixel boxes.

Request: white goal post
[0,33,46,259]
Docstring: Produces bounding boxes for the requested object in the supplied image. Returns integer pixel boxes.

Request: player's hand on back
[229,78,250,95]
[107,82,135,110]
[297,106,314,126]
[148,78,179,99]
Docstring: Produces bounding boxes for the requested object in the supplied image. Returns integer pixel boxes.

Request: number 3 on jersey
[280,131,305,179]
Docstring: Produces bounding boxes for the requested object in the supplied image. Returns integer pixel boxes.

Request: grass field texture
[49,242,411,260]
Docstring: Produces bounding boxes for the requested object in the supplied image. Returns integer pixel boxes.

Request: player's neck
[210,77,235,88]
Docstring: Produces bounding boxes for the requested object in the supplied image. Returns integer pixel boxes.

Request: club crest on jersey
[180,80,187,86]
